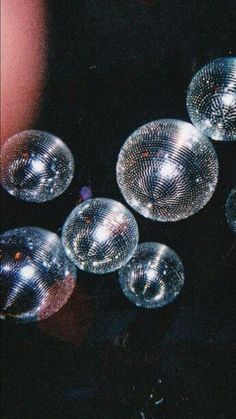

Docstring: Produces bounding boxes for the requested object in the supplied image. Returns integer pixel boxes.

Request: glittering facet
[186,57,236,141]
[116,119,218,222]
[119,242,184,308]
[225,187,236,233]
[0,227,77,322]
[0,130,74,202]
[62,198,139,274]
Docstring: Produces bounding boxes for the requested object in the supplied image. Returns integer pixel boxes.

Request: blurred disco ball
[116,119,218,221]
[0,227,77,322]
[0,130,74,202]
[225,187,236,233]
[62,198,139,274]
[186,57,236,141]
[119,242,184,308]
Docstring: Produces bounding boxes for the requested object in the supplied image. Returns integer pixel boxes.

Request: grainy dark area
[1,1,236,418]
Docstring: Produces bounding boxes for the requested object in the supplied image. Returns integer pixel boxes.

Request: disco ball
[119,242,184,308]
[225,187,236,233]
[0,227,77,322]
[186,57,236,141]
[116,119,218,221]
[62,198,139,274]
[0,130,74,202]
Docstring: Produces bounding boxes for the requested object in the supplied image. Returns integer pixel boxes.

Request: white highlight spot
[94,225,110,242]
[20,265,36,279]
[31,159,45,173]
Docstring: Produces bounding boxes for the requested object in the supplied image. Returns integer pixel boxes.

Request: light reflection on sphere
[0,227,77,322]
[186,57,236,141]
[0,130,74,202]
[116,119,218,222]
[119,242,184,309]
[225,187,236,233]
[62,198,139,274]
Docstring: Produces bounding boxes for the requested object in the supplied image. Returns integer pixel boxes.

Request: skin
[1,0,47,144]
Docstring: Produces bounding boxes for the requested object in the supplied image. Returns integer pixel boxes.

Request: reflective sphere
[186,57,236,141]
[62,198,139,274]
[0,130,74,202]
[116,119,218,221]
[119,242,184,308]
[225,187,236,233]
[0,227,77,322]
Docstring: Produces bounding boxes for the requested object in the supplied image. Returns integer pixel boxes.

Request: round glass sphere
[116,119,218,221]
[62,198,139,274]
[0,227,77,322]
[0,130,74,202]
[225,187,236,233]
[186,57,236,141]
[119,242,184,308]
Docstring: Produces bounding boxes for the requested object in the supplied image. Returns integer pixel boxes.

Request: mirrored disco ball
[119,242,184,308]
[116,119,218,221]
[0,130,74,202]
[225,187,236,233]
[62,198,139,274]
[0,227,77,322]
[186,57,236,141]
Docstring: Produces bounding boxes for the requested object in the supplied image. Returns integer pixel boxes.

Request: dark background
[1,1,236,418]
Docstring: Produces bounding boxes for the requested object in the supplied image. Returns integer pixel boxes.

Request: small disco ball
[119,242,184,308]
[225,187,236,233]
[62,198,139,274]
[186,57,236,141]
[0,227,77,322]
[116,119,218,222]
[0,130,74,202]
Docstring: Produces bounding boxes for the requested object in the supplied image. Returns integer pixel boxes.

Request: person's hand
[1,0,47,144]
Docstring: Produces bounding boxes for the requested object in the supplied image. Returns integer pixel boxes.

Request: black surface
[1,1,236,418]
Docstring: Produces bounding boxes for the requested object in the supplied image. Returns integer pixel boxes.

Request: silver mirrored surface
[62,198,139,274]
[187,57,236,141]
[116,119,218,221]
[0,227,77,322]
[1,130,74,202]
[119,242,184,308]
[225,187,236,233]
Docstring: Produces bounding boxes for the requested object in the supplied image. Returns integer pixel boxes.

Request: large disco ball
[62,198,139,274]
[0,130,74,202]
[119,242,184,309]
[116,119,218,221]
[186,57,236,141]
[0,227,77,322]
[225,187,236,233]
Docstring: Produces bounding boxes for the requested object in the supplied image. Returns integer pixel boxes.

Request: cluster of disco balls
[1,57,235,322]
